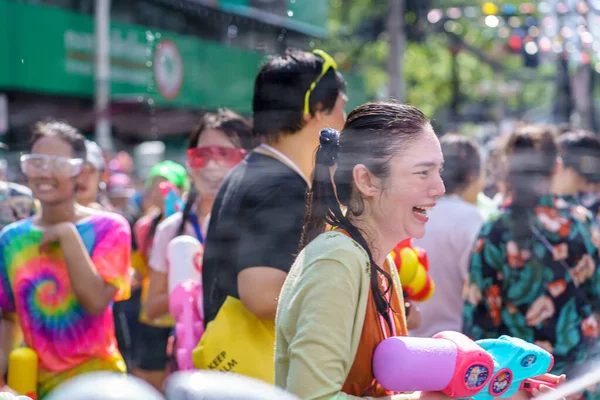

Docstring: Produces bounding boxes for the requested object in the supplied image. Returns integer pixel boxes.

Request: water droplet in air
[227,25,238,39]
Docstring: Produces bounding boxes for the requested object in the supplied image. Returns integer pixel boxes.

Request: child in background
[76,140,109,210]
[132,161,189,391]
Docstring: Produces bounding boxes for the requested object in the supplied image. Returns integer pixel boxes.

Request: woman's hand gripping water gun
[391,238,435,302]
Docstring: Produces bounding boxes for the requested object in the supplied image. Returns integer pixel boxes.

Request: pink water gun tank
[167,235,205,370]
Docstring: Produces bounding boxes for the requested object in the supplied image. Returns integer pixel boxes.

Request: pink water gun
[374,331,494,398]
[167,235,204,370]
[373,331,555,398]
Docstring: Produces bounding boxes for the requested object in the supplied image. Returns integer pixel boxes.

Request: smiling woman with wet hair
[275,101,448,399]
[0,120,131,398]
[276,106,565,399]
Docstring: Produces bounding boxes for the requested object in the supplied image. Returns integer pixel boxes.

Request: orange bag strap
[334,228,396,337]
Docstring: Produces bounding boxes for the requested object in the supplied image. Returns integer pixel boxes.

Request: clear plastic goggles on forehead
[20,154,84,177]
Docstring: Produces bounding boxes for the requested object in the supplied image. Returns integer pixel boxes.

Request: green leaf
[505,259,545,306]
[322,0,556,118]
[553,297,581,355]
[483,240,504,271]
[533,242,546,260]
[502,308,534,342]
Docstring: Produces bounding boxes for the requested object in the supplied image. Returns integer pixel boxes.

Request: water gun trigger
[474,336,555,400]
[520,377,557,392]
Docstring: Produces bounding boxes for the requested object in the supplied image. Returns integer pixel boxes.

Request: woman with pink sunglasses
[143,109,253,386]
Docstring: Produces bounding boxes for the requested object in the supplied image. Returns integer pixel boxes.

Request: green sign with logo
[0,0,263,112]
[0,1,9,88]
[0,1,366,113]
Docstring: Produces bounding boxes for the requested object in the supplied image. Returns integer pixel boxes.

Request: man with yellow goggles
[304,49,339,115]
[200,48,348,363]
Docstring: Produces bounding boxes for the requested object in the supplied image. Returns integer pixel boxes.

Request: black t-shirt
[202,152,308,323]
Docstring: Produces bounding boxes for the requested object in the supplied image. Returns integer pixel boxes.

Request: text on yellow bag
[192,296,275,384]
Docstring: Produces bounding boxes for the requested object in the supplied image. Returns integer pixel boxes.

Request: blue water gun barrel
[473,336,555,400]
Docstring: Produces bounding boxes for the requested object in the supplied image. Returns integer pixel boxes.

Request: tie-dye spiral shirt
[0,212,131,374]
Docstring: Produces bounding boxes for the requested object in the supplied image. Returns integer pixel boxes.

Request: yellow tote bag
[192,296,275,384]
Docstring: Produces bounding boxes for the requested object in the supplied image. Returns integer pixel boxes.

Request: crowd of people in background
[0,47,596,399]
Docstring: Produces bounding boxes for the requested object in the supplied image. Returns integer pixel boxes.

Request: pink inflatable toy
[167,235,204,371]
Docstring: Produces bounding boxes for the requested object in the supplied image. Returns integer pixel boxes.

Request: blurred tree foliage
[320,0,554,120]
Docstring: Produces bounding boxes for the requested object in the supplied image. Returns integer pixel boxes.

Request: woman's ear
[302,109,314,124]
[303,103,326,124]
[352,164,381,199]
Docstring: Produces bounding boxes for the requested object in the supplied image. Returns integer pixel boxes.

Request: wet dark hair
[505,125,557,243]
[556,129,600,183]
[440,134,482,195]
[300,101,431,330]
[176,109,253,236]
[31,120,87,160]
[253,48,346,143]
[189,108,254,152]
[483,136,508,197]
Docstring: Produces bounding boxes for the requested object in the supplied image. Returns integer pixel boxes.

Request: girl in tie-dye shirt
[0,121,131,398]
